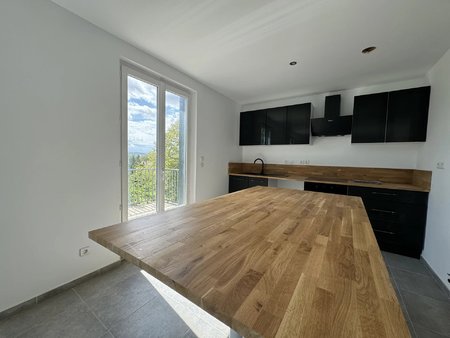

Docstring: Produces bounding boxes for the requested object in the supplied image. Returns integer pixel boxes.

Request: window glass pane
[127,75,158,219]
[165,91,187,210]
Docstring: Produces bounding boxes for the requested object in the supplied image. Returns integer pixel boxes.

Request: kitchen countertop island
[89,186,410,338]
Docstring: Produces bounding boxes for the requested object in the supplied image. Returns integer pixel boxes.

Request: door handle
[371,208,397,215]
[374,229,396,235]
[371,192,397,196]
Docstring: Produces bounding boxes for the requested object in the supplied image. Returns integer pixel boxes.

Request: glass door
[164,90,187,211]
[121,65,188,220]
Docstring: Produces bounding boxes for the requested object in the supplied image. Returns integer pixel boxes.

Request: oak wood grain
[229,162,432,192]
[89,187,410,338]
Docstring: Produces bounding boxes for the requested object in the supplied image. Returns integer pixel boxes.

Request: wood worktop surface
[229,162,432,192]
[89,187,410,338]
[229,172,427,192]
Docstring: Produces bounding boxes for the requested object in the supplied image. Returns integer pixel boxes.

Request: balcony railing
[128,168,180,207]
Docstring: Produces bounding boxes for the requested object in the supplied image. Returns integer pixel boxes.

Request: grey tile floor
[383,252,450,338]
[0,252,449,338]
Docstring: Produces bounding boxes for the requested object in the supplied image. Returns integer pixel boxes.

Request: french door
[121,64,188,220]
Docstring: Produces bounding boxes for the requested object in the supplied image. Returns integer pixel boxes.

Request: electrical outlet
[79,246,89,257]
[437,162,445,170]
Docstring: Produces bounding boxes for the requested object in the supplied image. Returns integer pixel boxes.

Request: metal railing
[128,168,179,206]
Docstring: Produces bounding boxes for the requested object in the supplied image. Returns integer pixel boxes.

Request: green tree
[128,120,181,205]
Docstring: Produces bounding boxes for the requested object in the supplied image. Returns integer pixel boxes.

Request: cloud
[126,77,187,153]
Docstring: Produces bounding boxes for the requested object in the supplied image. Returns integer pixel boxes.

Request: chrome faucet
[254,158,264,175]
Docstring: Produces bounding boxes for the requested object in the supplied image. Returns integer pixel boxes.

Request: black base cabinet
[229,176,268,193]
[348,187,428,258]
[304,182,429,258]
[304,182,348,195]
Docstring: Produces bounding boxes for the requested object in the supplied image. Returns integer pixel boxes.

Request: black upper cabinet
[352,92,388,143]
[352,86,430,144]
[239,103,310,145]
[266,107,287,145]
[286,103,311,144]
[386,86,430,142]
[239,110,266,145]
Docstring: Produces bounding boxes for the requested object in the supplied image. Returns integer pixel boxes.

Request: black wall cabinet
[286,103,311,144]
[386,86,430,142]
[266,107,287,145]
[239,103,311,145]
[352,86,430,143]
[239,110,266,145]
[352,92,389,143]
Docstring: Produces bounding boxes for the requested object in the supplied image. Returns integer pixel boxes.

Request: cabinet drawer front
[229,176,249,193]
[248,178,268,187]
[304,182,348,195]
[366,199,426,226]
[348,186,428,205]
[373,229,398,246]
[370,218,400,234]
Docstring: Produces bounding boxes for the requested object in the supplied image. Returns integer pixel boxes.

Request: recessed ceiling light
[362,46,376,54]
[289,61,297,66]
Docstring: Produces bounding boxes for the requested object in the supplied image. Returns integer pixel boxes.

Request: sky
[127,76,184,154]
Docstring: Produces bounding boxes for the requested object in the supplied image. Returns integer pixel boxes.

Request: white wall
[0,0,239,312]
[417,49,450,292]
[241,78,429,169]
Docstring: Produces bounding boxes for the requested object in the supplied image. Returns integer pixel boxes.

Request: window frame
[120,62,192,221]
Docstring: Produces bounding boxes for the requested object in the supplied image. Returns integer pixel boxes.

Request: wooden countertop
[229,172,429,192]
[89,187,410,338]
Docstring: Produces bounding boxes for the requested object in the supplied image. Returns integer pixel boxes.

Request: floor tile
[139,271,229,336]
[414,324,450,338]
[0,289,83,337]
[109,296,193,338]
[393,268,447,301]
[402,290,450,337]
[17,303,106,338]
[74,262,140,300]
[381,252,429,275]
[81,272,158,328]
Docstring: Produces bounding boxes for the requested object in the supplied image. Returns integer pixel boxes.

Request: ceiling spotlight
[289,61,297,66]
[362,46,376,54]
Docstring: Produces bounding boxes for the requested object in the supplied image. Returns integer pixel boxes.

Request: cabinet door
[248,177,268,188]
[229,176,249,193]
[304,182,348,195]
[265,107,286,145]
[286,103,311,144]
[386,86,430,142]
[352,92,388,143]
[239,110,266,145]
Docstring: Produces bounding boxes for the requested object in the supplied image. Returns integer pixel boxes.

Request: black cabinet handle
[374,229,396,235]
[371,191,397,196]
[371,208,397,215]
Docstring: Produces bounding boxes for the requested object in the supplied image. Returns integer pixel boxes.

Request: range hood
[311,95,352,136]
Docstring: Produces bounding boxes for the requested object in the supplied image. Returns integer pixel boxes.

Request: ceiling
[53,0,450,104]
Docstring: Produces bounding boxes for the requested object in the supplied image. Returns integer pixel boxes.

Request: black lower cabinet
[304,182,428,258]
[229,175,268,193]
[348,186,428,258]
[304,182,348,195]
